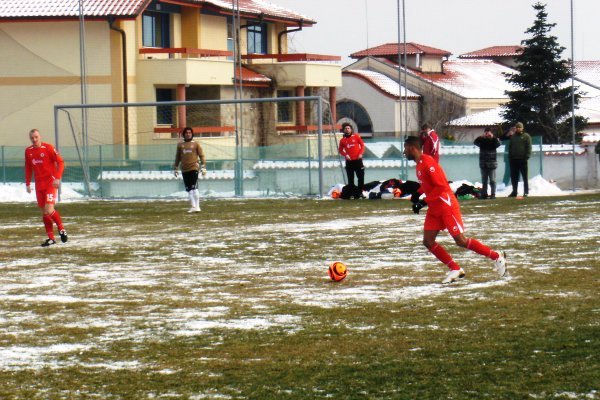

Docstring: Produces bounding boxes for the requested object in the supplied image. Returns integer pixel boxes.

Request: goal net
[54,96,346,198]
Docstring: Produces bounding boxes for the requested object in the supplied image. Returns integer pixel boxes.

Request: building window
[227,18,234,60]
[247,23,267,54]
[142,11,171,48]
[277,90,293,123]
[156,88,174,125]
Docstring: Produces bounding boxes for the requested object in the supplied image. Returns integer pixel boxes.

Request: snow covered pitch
[0,195,598,398]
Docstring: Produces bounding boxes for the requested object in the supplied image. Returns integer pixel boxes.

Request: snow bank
[0,183,84,203]
[0,175,570,202]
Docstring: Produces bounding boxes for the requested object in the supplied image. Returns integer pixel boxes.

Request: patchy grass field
[0,194,598,399]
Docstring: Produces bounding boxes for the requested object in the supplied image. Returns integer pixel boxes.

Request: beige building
[0,0,342,148]
[343,42,516,138]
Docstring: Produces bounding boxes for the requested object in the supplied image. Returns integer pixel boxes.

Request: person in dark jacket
[474,127,501,199]
[507,122,532,197]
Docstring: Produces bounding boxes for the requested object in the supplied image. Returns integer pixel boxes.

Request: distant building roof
[574,61,600,97]
[448,95,600,127]
[343,70,420,100]
[350,42,451,59]
[235,67,271,86]
[411,60,515,99]
[0,0,315,24]
[447,108,504,127]
[459,46,523,59]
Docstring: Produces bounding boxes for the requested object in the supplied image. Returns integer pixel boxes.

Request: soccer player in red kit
[419,123,440,163]
[403,136,506,284]
[338,123,366,193]
[25,129,68,247]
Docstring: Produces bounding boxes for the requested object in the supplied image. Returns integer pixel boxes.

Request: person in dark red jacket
[419,123,440,163]
[338,123,365,194]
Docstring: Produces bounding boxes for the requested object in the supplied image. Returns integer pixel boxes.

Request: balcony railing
[139,48,233,60]
[241,53,341,63]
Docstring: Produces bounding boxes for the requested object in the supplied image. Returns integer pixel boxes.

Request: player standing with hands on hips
[403,136,507,284]
[338,123,365,195]
[173,127,206,212]
[25,129,68,247]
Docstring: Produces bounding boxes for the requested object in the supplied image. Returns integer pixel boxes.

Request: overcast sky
[273,0,600,66]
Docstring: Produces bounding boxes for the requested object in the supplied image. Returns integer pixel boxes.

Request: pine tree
[503,2,586,144]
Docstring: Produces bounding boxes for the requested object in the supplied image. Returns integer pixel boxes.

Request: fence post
[539,136,543,177]
[1,146,5,184]
[317,97,324,198]
[99,145,103,198]
[307,138,312,195]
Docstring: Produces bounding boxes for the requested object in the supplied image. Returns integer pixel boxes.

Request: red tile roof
[205,0,315,25]
[0,0,148,19]
[459,46,523,59]
[350,42,451,59]
[0,0,314,24]
[343,70,419,100]
[235,66,271,86]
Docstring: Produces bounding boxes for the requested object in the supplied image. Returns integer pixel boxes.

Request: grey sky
[273,0,600,66]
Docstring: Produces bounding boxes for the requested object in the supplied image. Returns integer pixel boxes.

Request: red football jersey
[338,133,365,161]
[25,142,65,190]
[415,154,453,205]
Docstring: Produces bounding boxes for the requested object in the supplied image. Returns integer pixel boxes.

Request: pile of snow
[0,175,571,202]
[456,175,564,197]
[0,183,84,203]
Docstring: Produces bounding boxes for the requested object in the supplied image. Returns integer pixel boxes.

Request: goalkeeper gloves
[412,199,427,214]
[173,169,179,178]
[201,166,207,176]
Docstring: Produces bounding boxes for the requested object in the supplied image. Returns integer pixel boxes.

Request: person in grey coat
[474,127,501,199]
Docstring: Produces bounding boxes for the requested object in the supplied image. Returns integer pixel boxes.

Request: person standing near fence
[338,123,365,195]
[403,136,507,284]
[25,129,68,247]
[173,127,206,212]
[501,125,516,186]
[419,123,440,163]
[507,122,532,197]
[474,127,501,199]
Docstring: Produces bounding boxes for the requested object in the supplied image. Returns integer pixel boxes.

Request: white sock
[192,189,200,209]
[188,191,195,208]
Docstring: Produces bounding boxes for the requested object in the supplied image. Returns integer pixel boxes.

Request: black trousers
[509,159,528,195]
[182,170,199,192]
[345,159,365,190]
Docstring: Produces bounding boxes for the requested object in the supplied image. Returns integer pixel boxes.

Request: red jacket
[25,142,65,190]
[420,129,440,163]
[338,133,365,161]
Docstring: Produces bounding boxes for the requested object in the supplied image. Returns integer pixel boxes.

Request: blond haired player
[25,129,68,247]
[173,127,206,212]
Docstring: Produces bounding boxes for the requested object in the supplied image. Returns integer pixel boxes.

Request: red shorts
[423,195,464,237]
[35,186,58,208]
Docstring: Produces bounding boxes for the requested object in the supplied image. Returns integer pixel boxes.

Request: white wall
[338,75,419,136]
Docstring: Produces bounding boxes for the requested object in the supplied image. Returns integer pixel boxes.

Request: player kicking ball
[403,136,506,284]
[25,129,68,247]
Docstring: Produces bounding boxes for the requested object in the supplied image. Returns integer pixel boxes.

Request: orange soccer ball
[328,261,348,282]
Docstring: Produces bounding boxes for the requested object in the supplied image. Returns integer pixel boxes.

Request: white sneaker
[442,268,466,284]
[187,207,201,213]
[494,251,507,277]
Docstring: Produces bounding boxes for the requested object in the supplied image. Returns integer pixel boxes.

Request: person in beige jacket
[173,127,206,212]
